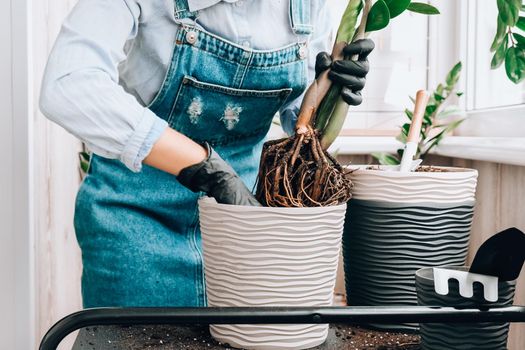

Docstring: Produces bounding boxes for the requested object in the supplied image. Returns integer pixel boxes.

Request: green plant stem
[314,86,340,132]
[319,0,371,150]
[419,91,454,159]
[508,28,517,46]
[314,0,363,131]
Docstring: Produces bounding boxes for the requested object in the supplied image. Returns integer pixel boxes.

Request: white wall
[33,0,83,347]
[0,0,18,346]
[1,0,81,348]
[0,0,35,349]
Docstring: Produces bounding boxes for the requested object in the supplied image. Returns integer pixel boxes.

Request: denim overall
[74,0,311,308]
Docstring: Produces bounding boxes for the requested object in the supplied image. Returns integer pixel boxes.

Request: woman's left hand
[315,38,375,106]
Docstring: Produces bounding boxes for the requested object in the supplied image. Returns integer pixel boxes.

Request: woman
[40,0,373,308]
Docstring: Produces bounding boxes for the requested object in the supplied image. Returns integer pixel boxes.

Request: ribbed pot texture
[416,267,516,350]
[198,198,347,350]
[343,166,478,331]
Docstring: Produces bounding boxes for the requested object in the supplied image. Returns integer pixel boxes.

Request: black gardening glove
[315,39,375,106]
[177,143,261,206]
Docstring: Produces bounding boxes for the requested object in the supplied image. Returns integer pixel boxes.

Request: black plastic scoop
[470,227,525,281]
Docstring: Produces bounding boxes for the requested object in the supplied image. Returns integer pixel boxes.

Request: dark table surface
[72,324,420,350]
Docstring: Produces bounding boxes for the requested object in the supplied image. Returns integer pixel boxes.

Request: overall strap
[289,0,314,36]
[173,0,198,19]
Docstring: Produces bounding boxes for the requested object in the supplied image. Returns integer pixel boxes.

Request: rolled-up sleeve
[279,2,333,136]
[39,0,167,172]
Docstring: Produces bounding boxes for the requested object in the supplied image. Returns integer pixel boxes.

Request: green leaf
[396,132,407,143]
[80,162,89,173]
[420,127,427,140]
[397,148,405,159]
[517,16,525,31]
[404,108,413,120]
[366,0,391,32]
[437,105,464,119]
[425,104,437,116]
[444,118,466,133]
[431,118,465,133]
[491,39,508,69]
[424,119,465,152]
[425,132,446,153]
[434,93,445,101]
[491,16,507,52]
[79,151,90,161]
[407,2,440,15]
[456,92,464,97]
[436,83,444,95]
[514,33,525,47]
[426,129,445,144]
[445,61,462,87]
[497,0,521,26]
[384,0,411,18]
[335,0,363,43]
[79,152,91,173]
[505,47,525,83]
[423,114,433,126]
[372,152,400,165]
[425,119,463,151]
[402,123,411,135]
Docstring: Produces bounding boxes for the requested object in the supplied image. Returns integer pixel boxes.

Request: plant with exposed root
[256,0,440,207]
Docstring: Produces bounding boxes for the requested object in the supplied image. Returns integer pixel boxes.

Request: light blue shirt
[40,0,332,172]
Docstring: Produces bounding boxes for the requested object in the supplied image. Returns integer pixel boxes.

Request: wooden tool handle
[407,90,430,143]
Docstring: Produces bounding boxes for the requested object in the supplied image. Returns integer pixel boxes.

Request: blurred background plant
[491,0,525,83]
[373,62,465,165]
[79,147,91,179]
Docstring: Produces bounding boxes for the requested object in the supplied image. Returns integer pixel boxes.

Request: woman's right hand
[177,143,261,206]
[144,128,260,206]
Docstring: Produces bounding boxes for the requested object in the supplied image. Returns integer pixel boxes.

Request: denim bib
[74,0,310,308]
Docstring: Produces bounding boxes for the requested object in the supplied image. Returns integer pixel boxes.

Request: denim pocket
[168,76,292,146]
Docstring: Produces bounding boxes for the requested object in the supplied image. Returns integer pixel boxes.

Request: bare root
[256,127,353,207]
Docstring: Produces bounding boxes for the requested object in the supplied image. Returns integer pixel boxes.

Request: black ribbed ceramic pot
[342,166,479,331]
[343,200,474,330]
[416,266,515,350]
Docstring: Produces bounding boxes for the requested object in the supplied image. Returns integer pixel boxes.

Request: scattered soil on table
[329,325,420,350]
[74,324,420,350]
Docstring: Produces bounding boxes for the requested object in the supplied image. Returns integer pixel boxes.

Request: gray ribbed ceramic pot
[416,267,516,350]
[343,166,478,331]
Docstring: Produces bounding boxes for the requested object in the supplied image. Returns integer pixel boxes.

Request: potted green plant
[199,197,346,349]
[199,1,440,349]
[372,62,465,167]
[342,63,478,331]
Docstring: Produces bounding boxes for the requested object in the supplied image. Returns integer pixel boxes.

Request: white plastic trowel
[398,90,430,172]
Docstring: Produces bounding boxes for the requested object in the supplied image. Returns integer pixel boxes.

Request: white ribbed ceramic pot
[198,197,347,350]
[343,165,478,331]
